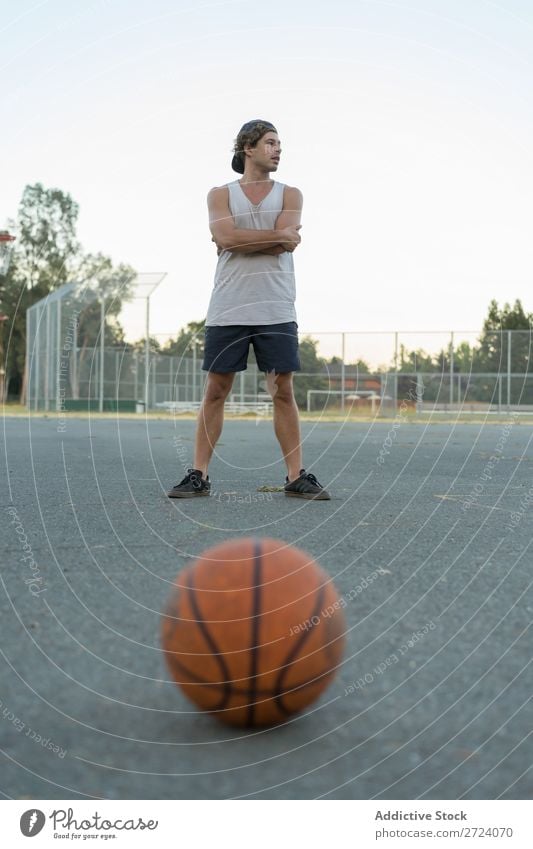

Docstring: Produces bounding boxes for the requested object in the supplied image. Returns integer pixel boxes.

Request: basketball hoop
[0,231,15,276]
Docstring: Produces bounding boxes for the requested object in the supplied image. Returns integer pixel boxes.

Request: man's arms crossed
[208,185,302,256]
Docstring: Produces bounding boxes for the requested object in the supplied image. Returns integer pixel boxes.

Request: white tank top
[205,180,297,326]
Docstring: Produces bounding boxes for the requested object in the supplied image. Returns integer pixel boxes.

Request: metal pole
[341,332,346,412]
[417,372,424,415]
[498,373,502,413]
[192,339,197,403]
[134,351,138,402]
[34,308,40,411]
[44,299,50,411]
[56,296,62,411]
[99,297,104,413]
[26,308,31,410]
[394,331,399,413]
[72,309,78,400]
[449,331,454,405]
[507,329,511,410]
[144,297,150,409]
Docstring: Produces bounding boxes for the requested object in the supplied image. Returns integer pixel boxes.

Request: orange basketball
[161,537,346,727]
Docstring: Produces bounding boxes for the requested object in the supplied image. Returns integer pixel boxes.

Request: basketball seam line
[168,652,335,691]
[185,570,233,712]
[247,539,263,727]
[274,582,327,715]
[168,653,337,699]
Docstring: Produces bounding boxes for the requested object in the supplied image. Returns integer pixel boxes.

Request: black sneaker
[167,469,211,498]
[284,469,331,500]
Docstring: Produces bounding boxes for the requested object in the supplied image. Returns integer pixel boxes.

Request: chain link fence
[25,282,533,415]
[26,341,533,416]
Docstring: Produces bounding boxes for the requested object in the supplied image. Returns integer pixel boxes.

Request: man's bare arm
[208,186,301,254]
[258,245,286,255]
[254,186,304,256]
[211,239,287,256]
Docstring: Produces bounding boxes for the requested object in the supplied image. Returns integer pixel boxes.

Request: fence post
[144,296,150,410]
[417,372,424,414]
[449,331,454,405]
[72,308,78,400]
[192,339,197,403]
[56,296,62,412]
[35,306,41,410]
[25,306,31,409]
[507,329,512,410]
[341,332,346,411]
[44,299,50,412]
[99,298,105,413]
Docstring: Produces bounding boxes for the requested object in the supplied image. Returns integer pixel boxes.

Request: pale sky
[3,0,533,358]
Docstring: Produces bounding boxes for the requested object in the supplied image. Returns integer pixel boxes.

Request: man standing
[168,119,330,500]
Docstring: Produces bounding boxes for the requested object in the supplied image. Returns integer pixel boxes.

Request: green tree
[327,354,370,374]
[69,254,136,400]
[476,299,533,374]
[293,336,328,408]
[15,183,80,293]
[74,253,136,350]
[0,185,136,401]
[397,344,434,372]
[130,336,162,353]
[430,341,476,374]
[1,184,82,399]
[452,340,475,372]
[161,320,206,359]
[386,301,533,404]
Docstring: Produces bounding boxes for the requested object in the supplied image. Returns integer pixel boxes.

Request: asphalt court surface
[1,414,532,799]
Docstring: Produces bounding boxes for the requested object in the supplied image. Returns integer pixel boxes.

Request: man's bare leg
[193,371,235,477]
[267,371,302,481]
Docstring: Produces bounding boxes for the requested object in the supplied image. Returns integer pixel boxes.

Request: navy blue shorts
[202,322,300,373]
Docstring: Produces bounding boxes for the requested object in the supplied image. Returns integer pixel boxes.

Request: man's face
[245,132,281,172]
